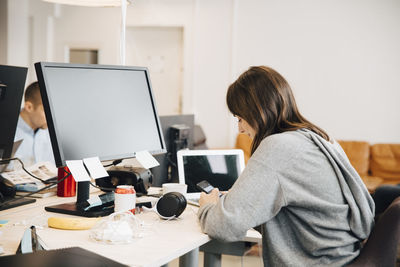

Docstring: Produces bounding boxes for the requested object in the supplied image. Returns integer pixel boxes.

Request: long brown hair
[227,66,329,155]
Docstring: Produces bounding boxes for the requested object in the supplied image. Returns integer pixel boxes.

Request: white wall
[4,0,54,82]
[191,0,234,148]
[233,0,400,144]
[7,0,30,69]
[4,0,400,148]
[52,5,120,65]
[28,1,54,81]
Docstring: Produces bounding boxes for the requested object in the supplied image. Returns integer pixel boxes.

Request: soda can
[114,185,136,213]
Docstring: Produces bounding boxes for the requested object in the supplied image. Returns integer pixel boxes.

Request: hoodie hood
[299,129,375,239]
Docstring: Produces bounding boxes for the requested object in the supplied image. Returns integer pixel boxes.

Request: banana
[48,216,100,230]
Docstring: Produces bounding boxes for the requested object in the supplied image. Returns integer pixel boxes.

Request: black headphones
[154,192,187,219]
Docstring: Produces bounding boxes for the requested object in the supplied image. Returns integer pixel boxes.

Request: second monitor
[151,114,195,186]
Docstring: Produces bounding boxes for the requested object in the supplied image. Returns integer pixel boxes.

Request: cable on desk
[102,159,123,168]
[0,157,57,185]
[90,158,123,192]
[89,181,115,192]
[0,169,71,208]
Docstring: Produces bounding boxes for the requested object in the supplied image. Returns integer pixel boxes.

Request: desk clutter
[90,211,148,244]
[3,188,189,246]
[75,187,188,220]
[44,209,170,245]
[0,162,58,198]
[0,64,216,266]
[0,180,211,266]
[0,191,195,262]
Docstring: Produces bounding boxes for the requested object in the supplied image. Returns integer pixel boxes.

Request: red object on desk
[57,167,76,197]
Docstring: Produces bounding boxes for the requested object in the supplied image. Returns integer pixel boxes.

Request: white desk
[0,192,261,267]
[0,193,211,267]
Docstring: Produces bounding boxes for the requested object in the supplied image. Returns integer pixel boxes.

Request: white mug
[162,183,187,196]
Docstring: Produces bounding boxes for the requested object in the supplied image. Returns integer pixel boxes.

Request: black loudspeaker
[156,192,187,219]
[96,166,152,195]
[0,176,16,198]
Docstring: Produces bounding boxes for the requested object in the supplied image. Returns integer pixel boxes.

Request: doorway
[69,49,98,64]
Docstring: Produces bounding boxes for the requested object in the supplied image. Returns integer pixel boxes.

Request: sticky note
[66,160,91,182]
[87,195,102,206]
[83,157,109,179]
[135,150,160,169]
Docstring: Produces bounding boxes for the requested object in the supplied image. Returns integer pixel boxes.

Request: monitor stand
[45,181,113,217]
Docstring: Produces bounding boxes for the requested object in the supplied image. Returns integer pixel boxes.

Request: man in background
[14,81,54,167]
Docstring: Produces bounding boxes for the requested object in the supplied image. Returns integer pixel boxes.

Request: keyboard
[0,197,36,211]
[187,198,200,206]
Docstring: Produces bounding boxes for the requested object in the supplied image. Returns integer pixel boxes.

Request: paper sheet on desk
[66,160,91,182]
[0,162,57,185]
[83,157,109,179]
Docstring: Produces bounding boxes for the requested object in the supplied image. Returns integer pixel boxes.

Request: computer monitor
[35,62,166,217]
[0,65,36,211]
[151,114,195,186]
[0,65,27,163]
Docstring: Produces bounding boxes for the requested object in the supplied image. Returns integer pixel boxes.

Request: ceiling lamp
[42,0,131,7]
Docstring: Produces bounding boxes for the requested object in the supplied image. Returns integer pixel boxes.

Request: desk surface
[0,191,261,267]
[0,192,210,267]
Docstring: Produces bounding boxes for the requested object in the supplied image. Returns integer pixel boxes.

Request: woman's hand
[199,188,220,207]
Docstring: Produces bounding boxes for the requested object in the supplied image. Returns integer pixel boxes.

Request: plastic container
[57,166,76,197]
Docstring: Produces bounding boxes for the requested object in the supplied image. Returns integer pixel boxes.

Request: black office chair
[348,197,400,267]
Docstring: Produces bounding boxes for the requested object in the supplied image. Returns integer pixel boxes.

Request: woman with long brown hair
[198,66,374,266]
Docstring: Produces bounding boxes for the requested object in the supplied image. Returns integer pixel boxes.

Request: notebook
[0,247,127,267]
[177,149,245,204]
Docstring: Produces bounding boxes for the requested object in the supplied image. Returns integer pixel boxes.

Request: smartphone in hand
[196,180,215,194]
[196,180,222,197]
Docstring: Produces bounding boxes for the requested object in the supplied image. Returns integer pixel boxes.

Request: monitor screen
[35,62,166,167]
[183,154,242,192]
[0,65,27,162]
[177,149,245,194]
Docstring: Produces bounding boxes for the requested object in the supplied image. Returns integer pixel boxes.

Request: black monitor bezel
[35,62,166,168]
[0,65,27,161]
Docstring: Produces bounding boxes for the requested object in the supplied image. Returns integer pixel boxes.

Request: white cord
[142,205,180,221]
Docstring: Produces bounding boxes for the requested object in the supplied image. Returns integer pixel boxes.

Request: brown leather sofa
[235,134,252,164]
[339,141,400,192]
[235,134,400,193]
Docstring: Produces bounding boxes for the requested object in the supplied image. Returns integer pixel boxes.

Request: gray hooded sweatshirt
[198,129,375,266]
